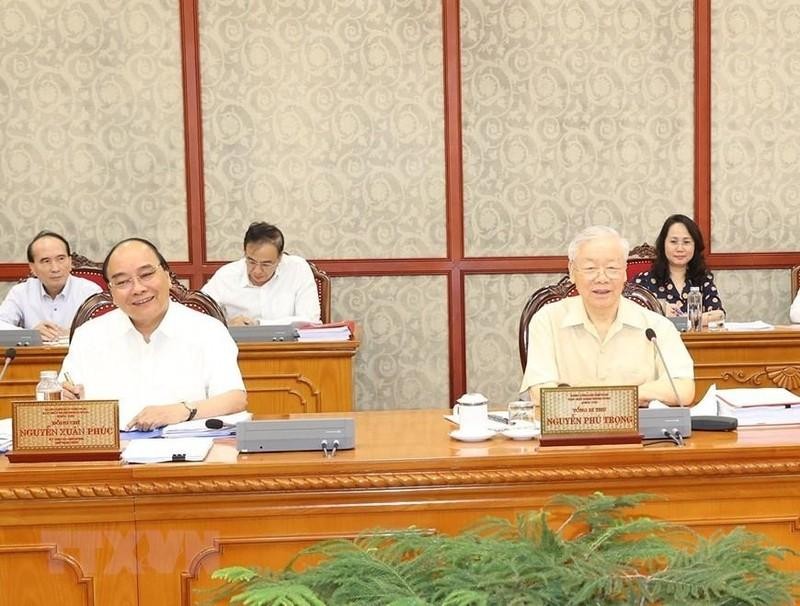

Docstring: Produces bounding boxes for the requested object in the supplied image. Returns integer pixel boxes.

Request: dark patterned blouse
[633,270,724,314]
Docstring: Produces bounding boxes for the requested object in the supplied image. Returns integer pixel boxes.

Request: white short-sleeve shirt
[60,301,245,427]
[201,255,321,324]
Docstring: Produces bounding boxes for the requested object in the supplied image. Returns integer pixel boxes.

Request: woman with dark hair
[633,214,725,326]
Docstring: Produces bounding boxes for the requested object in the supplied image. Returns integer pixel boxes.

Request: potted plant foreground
[207,493,799,605]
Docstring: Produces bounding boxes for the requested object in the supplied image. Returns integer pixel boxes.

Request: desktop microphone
[206,418,233,430]
[639,329,692,441]
[0,347,17,382]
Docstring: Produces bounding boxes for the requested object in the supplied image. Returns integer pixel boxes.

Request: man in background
[521,225,694,407]
[0,230,101,341]
[61,238,247,430]
[202,221,321,326]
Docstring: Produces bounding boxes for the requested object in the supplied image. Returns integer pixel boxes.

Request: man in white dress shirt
[0,231,101,341]
[202,222,321,326]
[60,238,247,430]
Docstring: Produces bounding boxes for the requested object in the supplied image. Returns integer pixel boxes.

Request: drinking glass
[507,401,538,427]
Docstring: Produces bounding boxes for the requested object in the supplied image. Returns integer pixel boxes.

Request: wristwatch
[182,401,197,422]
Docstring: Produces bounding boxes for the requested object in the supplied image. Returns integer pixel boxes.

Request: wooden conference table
[0,338,360,418]
[2,408,800,605]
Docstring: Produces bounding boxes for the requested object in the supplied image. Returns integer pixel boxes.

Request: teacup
[454,392,489,435]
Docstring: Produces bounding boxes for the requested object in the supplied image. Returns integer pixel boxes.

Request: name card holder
[8,400,120,463]
[539,386,640,447]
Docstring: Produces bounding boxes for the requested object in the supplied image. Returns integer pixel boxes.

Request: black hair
[243,222,284,254]
[102,237,169,281]
[651,214,710,285]
[27,230,71,262]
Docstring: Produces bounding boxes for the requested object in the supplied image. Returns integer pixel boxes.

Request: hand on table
[228,315,257,326]
[126,403,189,431]
[35,321,66,342]
[662,302,683,318]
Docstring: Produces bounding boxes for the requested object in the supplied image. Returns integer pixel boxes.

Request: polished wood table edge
[3,411,800,502]
[681,326,800,344]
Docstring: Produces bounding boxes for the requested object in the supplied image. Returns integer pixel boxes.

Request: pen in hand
[61,372,83,400]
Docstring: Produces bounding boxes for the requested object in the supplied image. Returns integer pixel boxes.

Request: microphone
[0,347,17,382]
[639,329,691,441]
[645,328,682,406]
[205,418,225,430]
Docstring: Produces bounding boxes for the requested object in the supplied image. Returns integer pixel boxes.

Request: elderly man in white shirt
[202,222,321,326]
[60,238,247,430]
[0,231,101,341]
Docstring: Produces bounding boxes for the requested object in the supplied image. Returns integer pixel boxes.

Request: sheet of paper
[690,384,718,416]
[723,321,774,331]
[121,437,213,464]
[716,388,800,408]
[0,417,11,453]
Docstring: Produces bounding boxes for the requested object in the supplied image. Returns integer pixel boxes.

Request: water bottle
[686,286,702,332]
[35,370,62,401]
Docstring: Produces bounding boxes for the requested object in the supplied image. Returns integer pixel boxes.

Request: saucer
[449,428,495,442]
[501,425,540,440]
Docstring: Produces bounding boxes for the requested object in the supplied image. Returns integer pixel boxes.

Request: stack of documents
[296,321,353,342]
[161,411,252,438]
[122,437,213,464]
[716,388,800,426]
[0,418,11,453]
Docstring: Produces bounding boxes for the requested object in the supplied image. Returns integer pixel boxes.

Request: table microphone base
[639,407,692,440]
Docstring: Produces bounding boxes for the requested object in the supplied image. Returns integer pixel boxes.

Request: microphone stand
[639,331,691,442]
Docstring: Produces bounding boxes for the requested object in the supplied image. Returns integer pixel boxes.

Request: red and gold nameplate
[539,386,640,447]
[7,400,120,462]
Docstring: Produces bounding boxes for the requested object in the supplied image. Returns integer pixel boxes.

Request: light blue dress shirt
[0,275,101,330]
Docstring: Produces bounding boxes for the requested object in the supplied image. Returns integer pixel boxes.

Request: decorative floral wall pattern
[332,275,449,410]
[0,0,187,261]
[461,0,696,256]
[199,0,446,261]
[711,1,800,252]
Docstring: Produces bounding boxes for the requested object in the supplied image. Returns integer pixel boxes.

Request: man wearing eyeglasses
[521,225,694,407]
[59,238,247,430]
[0,230,101,341]
[201,222,321,326]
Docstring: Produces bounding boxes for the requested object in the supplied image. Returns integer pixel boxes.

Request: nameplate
[539,386,640,447]
[7,400,120,462]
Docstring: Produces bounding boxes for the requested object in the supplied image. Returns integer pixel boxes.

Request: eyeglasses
[109,265,162,290]
[245,256,279,270]
[574,266,625,280]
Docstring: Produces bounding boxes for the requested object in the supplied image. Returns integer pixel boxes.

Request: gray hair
[567,226,629,262]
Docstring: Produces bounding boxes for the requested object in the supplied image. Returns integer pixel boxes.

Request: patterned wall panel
[460,0,695,257]
[465,272,564,406]
[711,2,800,252]
[199,0,446,261]
[714,269,790,325]
[0,0,188,261]
[331,275,449,410]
